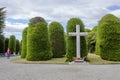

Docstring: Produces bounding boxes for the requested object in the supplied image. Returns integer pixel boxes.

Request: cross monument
[68,25,88,61]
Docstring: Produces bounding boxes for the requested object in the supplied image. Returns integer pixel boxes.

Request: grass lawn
[11,54,120,64]
[88,53,120,64]
[11,57,67,64]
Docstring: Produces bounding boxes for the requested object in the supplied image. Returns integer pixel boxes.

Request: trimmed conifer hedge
[26,19,52,61]
[8,35,16,54]
[49,22,66,58]
[5,38,9,52]
[21,27,28,58]
[66,18,87,61]
[16,39,20,54]
[97,14,120,61]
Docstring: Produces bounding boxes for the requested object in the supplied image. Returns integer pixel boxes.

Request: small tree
[49,22,66,58]
[21,27,28,58]
[66,18,87,61]
[8,35,16,54]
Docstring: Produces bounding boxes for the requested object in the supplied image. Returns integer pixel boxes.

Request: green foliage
[8,35,16,54]
[0,7,6,34]
[87,26,97,53]
[21,27,28,58]
[49,22,66,58]
[0,35,5,53]
[85,29,91,33]
[97,14,120,61]
[5,38,9,52]
[26,22,53,61]
[16,39,20,54]
[29,17,46,27]
[66,18,88,61]
[19,40,22,55]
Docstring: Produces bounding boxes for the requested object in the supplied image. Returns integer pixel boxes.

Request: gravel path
[0,56,120,80]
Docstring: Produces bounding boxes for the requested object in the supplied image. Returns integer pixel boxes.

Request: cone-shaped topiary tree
[26,17,52,61]
[49,22,66,58]
[8,35,16,54]
[5,38,9,52]
[66,18,87,61]
[21,27,28,58]
[97,14,120,61]
[16,39,20,54]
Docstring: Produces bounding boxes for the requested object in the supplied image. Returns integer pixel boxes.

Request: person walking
[6,48,11,59]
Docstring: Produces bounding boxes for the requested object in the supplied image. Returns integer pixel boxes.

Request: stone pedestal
[73,57,84,62]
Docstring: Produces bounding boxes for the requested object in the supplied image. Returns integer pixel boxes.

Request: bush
[49,22,66,58]
[21,27,28,58]
[97,14,120,61]
[0,35,5,53]
[8,35,16,54]
[5,38,9,52]
[16,39,20,54]
[66,18,88,61]
[26,22,52,61]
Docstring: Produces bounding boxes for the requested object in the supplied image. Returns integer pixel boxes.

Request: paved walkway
[0,56,120,80]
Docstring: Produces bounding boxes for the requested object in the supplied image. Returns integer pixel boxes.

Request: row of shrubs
[0,35,20,55]
[21,17,87,61]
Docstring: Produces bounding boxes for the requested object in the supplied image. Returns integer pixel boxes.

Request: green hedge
[16,39,20,54]
[5,38,9,52]
[98,14,120,61]
[8,35,16,54]
[21,27,28,58]
[66,18,87,61]
[26,22,53,61]
[49,22,66,58]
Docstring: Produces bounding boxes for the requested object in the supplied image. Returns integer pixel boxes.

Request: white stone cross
[68,25,88,59]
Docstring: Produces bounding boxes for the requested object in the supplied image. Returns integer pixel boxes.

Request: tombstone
[68,25,88,62]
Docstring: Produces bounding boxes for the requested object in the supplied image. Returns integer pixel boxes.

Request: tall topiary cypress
[21,27,28,58]
[97,14,120,61]
[19,40,22,55]
[5,38,9,52]
[66,18,87,61]
[9,35,16,54]
[49,22,66,58]
[16,39,20,54]
[26,17,52,61]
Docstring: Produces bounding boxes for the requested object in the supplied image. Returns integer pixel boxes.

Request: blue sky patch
[6,18,29,24]
[107,5,120,10]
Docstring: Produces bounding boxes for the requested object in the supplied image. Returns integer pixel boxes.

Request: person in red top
[6,48,11,59]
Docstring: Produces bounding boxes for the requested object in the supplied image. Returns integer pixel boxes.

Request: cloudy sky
[0,0,120,40]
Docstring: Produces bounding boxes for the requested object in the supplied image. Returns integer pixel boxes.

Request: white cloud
[1,0,120,40]
[4,21,27,40]
[5,21,28,30]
